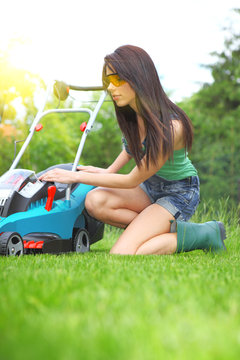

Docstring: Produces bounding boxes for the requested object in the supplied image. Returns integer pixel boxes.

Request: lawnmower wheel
[0,232,24,256]
[73,229,90,253]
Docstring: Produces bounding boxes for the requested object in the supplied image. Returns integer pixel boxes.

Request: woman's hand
[38,168,78,184]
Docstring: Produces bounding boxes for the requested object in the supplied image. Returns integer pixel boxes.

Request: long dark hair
[102,45,193,168]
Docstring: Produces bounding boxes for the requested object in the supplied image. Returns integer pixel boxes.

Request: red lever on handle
[80,122,87,132]
[45,185,56,211]
[35,124,43,132]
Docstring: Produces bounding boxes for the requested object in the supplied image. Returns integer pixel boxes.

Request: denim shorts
[140,175,200,221]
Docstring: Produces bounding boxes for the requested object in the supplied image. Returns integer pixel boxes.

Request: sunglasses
[105,73,126,87]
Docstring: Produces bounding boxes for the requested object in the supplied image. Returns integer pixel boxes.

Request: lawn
[0,199,239,360]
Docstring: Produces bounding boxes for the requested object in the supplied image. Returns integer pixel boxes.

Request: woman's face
[106,66,137,111]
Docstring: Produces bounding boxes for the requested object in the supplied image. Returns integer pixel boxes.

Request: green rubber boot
[170,220,227,253]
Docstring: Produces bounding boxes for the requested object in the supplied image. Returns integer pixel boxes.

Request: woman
[39,45,226,255]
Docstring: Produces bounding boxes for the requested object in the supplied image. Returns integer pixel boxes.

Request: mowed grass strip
[0,199,239,360]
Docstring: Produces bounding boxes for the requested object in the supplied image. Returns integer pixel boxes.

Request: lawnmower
[0,81,107,256]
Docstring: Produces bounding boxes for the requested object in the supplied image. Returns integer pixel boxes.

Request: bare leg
[135,233,177,255]
[85,186,152,228]
[110,204,177,255]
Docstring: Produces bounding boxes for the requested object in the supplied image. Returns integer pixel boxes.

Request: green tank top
[157,148,198,180]
[122,137,197,181]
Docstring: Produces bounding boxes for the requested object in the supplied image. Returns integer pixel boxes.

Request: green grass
[0,199,240,360]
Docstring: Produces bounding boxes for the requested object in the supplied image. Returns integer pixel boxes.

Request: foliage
[0,40,105,175]
[0,41,43,174]
[179,9,240,203]
[80,95,122,168]
[63,94,135,173]
[0,39,42,124]
[18,96,86,172]
[24,93,128,173]
[0,200,239,360]
[0,85,130,175]
[0,131,16,171]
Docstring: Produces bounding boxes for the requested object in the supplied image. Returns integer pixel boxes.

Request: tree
[0,39,43,125]
[0,41,42,174]
[179,9,240,203]
[79,95,122,167]
[0,39,89,174]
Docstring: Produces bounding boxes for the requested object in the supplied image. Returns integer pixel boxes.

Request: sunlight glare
[8,39,50,78]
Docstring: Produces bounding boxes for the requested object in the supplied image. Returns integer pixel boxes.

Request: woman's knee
[85,189,107,217]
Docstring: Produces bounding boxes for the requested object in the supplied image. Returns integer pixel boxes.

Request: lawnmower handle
[69,85,104,91]
[54,80,104,101]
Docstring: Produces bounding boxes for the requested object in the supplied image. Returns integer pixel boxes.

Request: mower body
[0,82,106,256]
[0,164,104,255]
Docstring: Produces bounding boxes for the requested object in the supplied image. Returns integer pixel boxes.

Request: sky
[1,0,240,102]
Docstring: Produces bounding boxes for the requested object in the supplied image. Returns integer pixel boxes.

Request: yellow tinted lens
[108,74,126,87]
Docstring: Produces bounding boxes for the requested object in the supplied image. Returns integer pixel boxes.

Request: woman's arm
[78,149,132,174]
[39,121,184,188]
[107,149,132,173]
[39,152,166,189]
